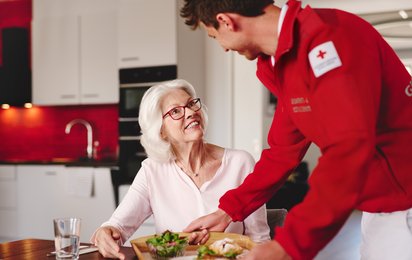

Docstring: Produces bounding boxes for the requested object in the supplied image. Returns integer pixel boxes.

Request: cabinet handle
[83,94,99,98]
[60,94,77,99]
[119,136,141,141]
[45,171,57,176]
[121,57,139,62]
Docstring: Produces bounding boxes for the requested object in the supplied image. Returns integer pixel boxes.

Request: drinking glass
[53,217,81,259]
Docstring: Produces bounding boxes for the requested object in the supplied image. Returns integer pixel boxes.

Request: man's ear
[216,13,236,31]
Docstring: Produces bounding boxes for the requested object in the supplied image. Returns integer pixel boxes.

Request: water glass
[53,217,81,259]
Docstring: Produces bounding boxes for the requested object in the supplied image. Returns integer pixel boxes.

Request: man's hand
[183,209,232,232]
[243,240,292,260]
[188,229,210,245]
[92,226,125,260]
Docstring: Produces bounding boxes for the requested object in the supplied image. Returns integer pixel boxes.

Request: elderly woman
[91,79,270,259]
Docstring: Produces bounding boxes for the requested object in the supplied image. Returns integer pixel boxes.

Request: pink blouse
[100,148,270,243]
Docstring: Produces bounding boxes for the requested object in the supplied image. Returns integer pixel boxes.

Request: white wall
[203,38,266,161]
[232,55,265,160]
[203,38,234,149]
[176,0,205,100]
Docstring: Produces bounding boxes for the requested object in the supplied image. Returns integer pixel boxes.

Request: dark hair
[180,0,274,29]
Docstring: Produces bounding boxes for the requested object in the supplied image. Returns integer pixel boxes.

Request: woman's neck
[174,142,208,175]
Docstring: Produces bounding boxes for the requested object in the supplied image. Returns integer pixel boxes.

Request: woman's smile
[185,120,200,130]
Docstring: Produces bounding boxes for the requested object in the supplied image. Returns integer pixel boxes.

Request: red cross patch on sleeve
[308,41,342,78]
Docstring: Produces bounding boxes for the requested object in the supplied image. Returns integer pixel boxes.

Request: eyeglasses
[162,98,202,120]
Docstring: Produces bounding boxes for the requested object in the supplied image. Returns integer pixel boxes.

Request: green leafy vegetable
[197,245,217,259]
[146,230,188,258]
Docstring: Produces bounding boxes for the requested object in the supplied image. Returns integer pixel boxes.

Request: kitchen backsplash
[0,104,118,162]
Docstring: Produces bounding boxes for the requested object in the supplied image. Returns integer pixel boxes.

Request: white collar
[271,3,289,66]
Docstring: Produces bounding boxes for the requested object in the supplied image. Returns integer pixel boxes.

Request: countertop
[0,239,136,259]
[0,158,118,168]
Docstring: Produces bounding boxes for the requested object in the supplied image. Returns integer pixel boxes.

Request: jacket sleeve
[240,150,272,243]
[219,100,311,221]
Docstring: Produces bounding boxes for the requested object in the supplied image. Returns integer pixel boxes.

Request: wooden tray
[130,232,255,259]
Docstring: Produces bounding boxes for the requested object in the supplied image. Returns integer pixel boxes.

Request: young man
[180,0,412,259]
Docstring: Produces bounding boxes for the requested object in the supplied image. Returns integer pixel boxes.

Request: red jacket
[219,1,412,259]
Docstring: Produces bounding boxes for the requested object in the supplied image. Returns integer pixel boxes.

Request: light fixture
[24,103,33,109]
[399,10,409,19]
[1,104,10,110]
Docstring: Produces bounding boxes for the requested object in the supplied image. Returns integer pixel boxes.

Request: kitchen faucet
[65,119,93,159]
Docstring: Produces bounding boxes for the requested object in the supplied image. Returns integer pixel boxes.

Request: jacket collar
[274,0,302,61]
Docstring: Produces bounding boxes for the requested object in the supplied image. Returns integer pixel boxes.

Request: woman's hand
[242,240,292,260]
[92,226,125,260]
[188,229,210,245]
[183,209,232,233]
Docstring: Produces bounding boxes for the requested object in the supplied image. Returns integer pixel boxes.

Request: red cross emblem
[317,50,327,59]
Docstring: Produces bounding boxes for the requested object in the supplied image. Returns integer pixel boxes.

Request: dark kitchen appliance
[111,65,177,205]
[0,27,31,106]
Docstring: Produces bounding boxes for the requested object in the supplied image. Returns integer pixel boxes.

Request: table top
[0,239,137,260]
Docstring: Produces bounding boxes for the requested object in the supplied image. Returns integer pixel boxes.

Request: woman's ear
[216,13,235,31]
[160,127,168,141]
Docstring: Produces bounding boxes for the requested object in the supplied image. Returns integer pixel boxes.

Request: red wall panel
[0,105,118,162]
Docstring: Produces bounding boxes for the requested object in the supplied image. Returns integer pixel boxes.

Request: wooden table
[0,239,138,260]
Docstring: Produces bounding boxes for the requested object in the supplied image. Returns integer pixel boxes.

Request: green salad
[146,230,188,258]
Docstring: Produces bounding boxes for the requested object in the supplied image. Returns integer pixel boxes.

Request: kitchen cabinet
[17,165,66,239]
[17,165,115,242]
[32,8,118,105]
[0,165,18,240]
[117,0,177,68]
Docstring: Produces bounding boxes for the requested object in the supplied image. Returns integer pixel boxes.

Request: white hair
[138,79,208,162]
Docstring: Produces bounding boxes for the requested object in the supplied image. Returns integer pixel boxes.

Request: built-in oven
[111,65,177,205]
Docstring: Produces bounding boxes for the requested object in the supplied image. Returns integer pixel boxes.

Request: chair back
[266,208,288,239]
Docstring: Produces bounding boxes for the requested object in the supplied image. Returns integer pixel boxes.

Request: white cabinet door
[32,11,118,105]
[17,165,116,242]
[81,11,118,104]
[0,165,18,239]
[17,165,65,239]
[58,167,116,242]
[118,0,177,68]
[32,16,80,105]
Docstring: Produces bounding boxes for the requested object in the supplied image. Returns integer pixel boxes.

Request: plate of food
[130,231,255,259]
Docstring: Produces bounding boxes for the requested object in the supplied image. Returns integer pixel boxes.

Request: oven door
[119,118,141,136]
[118,137,146,183]
[119,85,150,118]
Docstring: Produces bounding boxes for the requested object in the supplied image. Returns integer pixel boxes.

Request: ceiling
[360,9,412,50]
[274,0,412,50]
